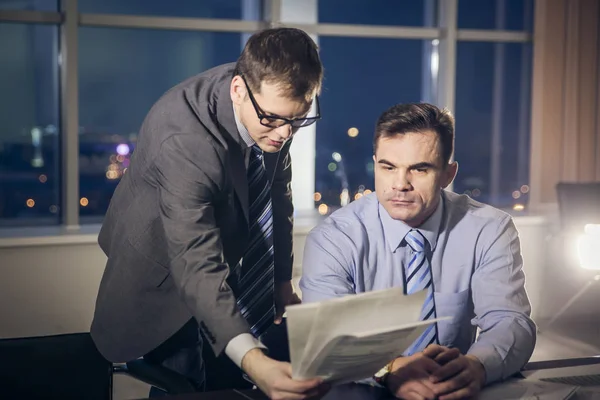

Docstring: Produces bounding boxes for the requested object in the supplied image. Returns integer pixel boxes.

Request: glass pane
[79,0,262,20]
[79,27,247,220]
[0,23,60,226]
[316,37,428,215]
[319,0,437,27]
[458,0,534,31]
[0,0,57,12]
[454,42,532,210]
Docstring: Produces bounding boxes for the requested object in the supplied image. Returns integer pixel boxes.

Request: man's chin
[387,208,422,225]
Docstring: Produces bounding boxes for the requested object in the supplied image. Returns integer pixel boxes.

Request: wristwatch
[373,361,393,386]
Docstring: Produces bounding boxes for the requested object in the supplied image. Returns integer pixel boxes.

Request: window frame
[0,0,534,228]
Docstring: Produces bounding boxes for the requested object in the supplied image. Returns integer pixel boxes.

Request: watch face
[374,364,390,378]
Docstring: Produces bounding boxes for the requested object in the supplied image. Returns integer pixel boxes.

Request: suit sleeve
[269,139,294,282]
[468,216,537,384]
[155,133,250,356]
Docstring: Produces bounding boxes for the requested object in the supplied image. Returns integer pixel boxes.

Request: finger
[393,380,436,400]
[431,369,472,396]
[403,392,426,400]
[276,377,324,394]
[417,356,444,374]
[274,309,284,324]
[422,344,448,359]
[434,348,461,365]
[408,381,437,400]
[275,363,324,394]
[431,358,465,383]
[438,383,479,400]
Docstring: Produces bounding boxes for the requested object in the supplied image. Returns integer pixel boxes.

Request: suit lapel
[215,77,250,225]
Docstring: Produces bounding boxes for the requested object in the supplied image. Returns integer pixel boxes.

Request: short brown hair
[233,27,323,101]
[374,103,455,165]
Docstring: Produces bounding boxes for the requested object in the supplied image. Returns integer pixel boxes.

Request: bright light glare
[577,224,600,270]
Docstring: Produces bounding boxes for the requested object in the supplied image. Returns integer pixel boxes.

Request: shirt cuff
[466,344,504,385]
[224,333,267,369]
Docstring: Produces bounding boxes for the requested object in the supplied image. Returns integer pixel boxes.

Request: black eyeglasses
[241,75,321,128]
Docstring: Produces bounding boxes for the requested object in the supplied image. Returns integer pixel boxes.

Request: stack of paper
[286,287,449,385]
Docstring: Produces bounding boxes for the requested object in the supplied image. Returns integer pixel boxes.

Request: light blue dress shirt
[300,190,536,385]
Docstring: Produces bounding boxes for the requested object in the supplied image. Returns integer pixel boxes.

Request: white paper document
[286,287,449,384]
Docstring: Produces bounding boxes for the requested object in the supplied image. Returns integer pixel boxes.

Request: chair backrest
[556,182,600,232]
[0,332,112,400]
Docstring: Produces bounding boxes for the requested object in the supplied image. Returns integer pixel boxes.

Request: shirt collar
[233,105,255,148]
[378,193,444,253]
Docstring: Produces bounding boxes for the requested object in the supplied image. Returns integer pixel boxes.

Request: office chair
[0,332,195,400]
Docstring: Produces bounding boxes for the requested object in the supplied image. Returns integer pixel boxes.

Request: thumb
[281,361,293,377]
[422,344,445,359]
[274,307,284,324]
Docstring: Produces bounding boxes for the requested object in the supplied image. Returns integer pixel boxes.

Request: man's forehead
[376,133,442,163]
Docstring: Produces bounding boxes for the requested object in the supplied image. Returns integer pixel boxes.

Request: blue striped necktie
[404,229,438,355]
[234,145,275,337]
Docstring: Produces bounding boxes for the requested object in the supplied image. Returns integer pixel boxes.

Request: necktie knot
[405,230,426,253]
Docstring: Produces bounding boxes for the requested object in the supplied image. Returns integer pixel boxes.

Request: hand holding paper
[286,287,450,385]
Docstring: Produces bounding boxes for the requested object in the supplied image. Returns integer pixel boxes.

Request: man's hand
[429,354,486,400]
[242,348,330,400]
[274,281,301,324]
[422,344,461,366]
[386,353,442,400]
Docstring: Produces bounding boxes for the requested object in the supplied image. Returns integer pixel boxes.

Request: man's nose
[391,171,412,191]
[274,124,292,140]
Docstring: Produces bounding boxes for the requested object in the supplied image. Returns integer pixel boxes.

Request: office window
[315,37,428,214]
[454,41,532,210]
[0,23,60,226]
[0,0,57,11]
[78,0,262,20]
[318,0,437,27]
[78,27,247,220]
[458,0,534,31]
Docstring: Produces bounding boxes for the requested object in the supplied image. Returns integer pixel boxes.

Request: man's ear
[441,161,458,188]
[230,75,246,106]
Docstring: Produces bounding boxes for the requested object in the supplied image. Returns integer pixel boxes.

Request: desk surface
[141,357,600,400]
[136,388,268,400]
[136,384,391,400]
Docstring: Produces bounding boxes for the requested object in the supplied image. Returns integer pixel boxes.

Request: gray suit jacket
[90,63,294,363]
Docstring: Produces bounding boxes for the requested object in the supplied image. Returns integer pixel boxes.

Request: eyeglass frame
[240,75,321,128]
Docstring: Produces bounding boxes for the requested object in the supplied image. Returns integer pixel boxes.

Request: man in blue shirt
[300,103,536,400]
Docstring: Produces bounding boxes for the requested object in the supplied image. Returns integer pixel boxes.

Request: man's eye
[415,168,427,173]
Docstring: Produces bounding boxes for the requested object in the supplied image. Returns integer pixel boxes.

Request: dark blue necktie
[404,229,438,355]
[235,145,275,337]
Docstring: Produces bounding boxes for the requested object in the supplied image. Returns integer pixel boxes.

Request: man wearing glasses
[91,28,327,400]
